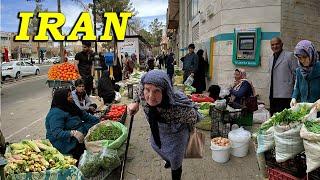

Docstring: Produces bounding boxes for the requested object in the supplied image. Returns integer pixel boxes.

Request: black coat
[98,72,115,104]
[193,55,208,93]
[167,53,174,75]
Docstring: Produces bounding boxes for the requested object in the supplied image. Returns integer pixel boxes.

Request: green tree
[28,3,48,63]
[148,18,163,47]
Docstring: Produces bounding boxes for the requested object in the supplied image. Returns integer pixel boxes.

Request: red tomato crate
[268,168,301,180]
[103,104,127,124]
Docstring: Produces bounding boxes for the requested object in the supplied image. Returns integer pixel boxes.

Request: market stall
[253,103,320,179]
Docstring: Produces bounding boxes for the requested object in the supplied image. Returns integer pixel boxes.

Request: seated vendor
[72,79,97,114]
[45,88,99,160]
[97,70,116,104]
[229,69,255,104]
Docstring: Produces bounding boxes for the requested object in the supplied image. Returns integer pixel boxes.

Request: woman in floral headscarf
[290,40,320,107]
[128,70,201,180]
[230,68,255,104]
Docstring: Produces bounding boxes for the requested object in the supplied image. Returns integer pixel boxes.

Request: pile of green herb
[257,104,311,133]
[305,121,320,134]
[88,125,122,141]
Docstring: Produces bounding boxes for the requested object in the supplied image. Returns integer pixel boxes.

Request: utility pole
[93,0,97,53]
[58,0,64,62]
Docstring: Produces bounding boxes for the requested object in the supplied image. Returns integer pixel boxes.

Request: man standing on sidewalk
[181,43,199,83]
[269,37,298,115]
[75,41,95,95]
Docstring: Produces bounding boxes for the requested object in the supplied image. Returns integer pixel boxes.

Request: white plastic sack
[184,75,194,86]
[256,126,275,154]
[274,122,304,163]
[228,127,251,143]
[253,104,270,124]
[114,91,121,102]
[300,119,320,173]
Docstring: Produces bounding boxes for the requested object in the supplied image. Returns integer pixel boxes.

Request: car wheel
[35,69,40,75]
[15,72,21,79]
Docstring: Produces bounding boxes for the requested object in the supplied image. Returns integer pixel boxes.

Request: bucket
[210,141,231,163]
[230,141,250,157]
[228,127,251,158]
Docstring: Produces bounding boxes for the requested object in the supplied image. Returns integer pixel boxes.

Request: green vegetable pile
[305,121,320,134]
[257,104,311,133]
[88,125,122,142]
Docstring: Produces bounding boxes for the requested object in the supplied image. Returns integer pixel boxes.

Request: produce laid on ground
[47,62,79,81]
[101,105,127,122]
[191,94,214,103]
[88,124,123,142]
[4,140,77,175]
[211,137,231,147]
[127,71,145,84]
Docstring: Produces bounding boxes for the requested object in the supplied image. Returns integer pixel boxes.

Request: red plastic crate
[268,168,300,180]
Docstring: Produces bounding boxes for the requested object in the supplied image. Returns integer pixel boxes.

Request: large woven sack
[300,118,320,173]
[274,122,304,162]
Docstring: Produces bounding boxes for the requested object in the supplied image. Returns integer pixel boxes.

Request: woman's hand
[128,102,139,115]
[290,98,297,107]
[71,130,84,143]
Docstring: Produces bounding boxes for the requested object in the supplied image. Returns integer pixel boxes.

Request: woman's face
[144,84,163,107]
[234,71,241,81]
[67,91,73,102]
[76,84,85,93]
[297,55,311,67]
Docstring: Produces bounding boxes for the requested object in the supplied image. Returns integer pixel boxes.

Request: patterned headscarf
[140,70,196,108]
[294,40,319,78]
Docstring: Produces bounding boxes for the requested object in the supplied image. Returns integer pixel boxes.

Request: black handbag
[242,96,258,112]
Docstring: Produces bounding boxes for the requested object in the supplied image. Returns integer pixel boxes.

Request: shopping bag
[184,75,194,86]
[185,128,205,158]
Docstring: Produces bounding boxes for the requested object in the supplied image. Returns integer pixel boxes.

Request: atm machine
[232,27,261,66]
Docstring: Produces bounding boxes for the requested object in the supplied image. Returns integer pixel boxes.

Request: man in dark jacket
[181,44,199,83]
[167,52,175,84]
[75,41,94,95]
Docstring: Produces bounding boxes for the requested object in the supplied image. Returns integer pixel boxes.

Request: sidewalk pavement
[120,97,262,180]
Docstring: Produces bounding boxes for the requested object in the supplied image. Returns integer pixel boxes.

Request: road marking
[5,116,45,140]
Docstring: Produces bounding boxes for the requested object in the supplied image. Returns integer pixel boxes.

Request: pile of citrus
[48,62,80,81]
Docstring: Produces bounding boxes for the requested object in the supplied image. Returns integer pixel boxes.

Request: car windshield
[2,62,14,66]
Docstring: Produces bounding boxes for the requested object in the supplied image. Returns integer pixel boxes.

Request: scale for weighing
[232,27,261,66]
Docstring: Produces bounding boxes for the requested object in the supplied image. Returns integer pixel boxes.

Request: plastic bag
[78,150,100,177]
[228,127,251,143]
[300,118,320,173]
[114,92,122,102]
[85,121,128,153]
[274,122,304,163]
[256,126,275,153]
[253,104,270,124]
[184,75,194,86]
[100,148,121,171]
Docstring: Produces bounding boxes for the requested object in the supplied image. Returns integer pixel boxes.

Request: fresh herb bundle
[88,125,122,142]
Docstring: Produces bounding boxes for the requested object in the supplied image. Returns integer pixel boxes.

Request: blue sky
[0,0,167,33]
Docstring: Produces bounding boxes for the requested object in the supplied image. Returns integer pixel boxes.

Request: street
[1,64,51,142]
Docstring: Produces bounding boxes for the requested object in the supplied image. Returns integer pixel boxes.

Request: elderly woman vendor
[128,70,200,180]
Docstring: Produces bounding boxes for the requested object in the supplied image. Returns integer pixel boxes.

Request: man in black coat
[167,52,175,85]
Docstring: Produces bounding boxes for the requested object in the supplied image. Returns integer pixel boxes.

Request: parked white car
[1,61,40,80]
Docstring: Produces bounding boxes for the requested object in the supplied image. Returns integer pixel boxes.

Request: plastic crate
[265,150,307,178]
[306,168,320,180]
[210,106,245,138]
[268,168,300,180]
[102,105,127,124]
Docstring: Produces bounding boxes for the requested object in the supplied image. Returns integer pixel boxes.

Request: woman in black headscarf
[97,70,116,104]
[192,49,208,93]
[45,88,99,160]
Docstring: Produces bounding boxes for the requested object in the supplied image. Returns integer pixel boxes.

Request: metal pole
[57,0,64,63]
[93,0,97,53]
